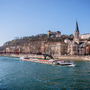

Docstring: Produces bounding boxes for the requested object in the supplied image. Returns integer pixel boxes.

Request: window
[73,46,76,51]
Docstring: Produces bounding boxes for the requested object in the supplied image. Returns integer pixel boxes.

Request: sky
[0,0,90,46]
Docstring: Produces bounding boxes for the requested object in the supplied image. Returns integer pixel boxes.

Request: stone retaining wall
[53,55,85,61]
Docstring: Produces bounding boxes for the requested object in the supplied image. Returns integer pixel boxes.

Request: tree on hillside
[69,34,73,36]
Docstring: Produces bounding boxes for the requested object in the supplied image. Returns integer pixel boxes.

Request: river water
[0,56,90,90]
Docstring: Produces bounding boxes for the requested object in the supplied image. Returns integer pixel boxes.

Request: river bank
[0,54,90,61]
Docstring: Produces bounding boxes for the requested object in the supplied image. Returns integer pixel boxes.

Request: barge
[20,56,75,66]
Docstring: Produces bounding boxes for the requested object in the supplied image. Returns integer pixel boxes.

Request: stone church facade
[68,21,86,55]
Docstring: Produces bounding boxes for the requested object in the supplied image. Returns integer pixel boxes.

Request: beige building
[5,46,22,54]
[85,41,90,55]
[6,46,16,52]
[44,42,68,56]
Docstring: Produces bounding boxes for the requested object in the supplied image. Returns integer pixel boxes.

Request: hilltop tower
[74,21,80,44]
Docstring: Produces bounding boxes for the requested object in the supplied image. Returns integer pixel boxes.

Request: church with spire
[68,21,86,55]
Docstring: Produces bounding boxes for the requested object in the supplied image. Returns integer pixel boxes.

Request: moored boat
[20,56,39,60]
[84,56,90,61]
[20,56,30,60]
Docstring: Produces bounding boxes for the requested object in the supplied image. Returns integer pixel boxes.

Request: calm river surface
[0,56,90,90]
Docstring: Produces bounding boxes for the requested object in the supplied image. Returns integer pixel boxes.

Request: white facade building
[64,38,71,43]
[81,33,90,39]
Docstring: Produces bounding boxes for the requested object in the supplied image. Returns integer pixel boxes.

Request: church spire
[74,20,80,44]
[75,20,79,32]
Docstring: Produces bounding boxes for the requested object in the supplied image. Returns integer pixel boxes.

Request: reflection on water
[0,56,90,90]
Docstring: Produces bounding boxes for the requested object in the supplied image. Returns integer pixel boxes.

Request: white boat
[84,56,90,61]
[53,60,75,66]
[20,56,39,61]
[20,56,30,60]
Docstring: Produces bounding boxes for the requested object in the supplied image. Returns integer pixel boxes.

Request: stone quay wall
[0,54,90,61]
[53,55,85,61]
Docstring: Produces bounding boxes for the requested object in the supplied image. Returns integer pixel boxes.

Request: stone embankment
[0,54,90,61]
[53,55,90,61]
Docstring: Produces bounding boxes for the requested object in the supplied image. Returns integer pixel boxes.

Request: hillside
[0,34,74,52]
